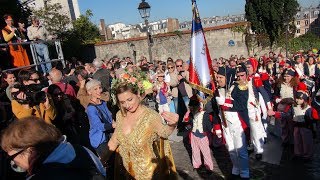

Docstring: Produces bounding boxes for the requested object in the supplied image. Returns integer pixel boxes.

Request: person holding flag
[188,1,249,178]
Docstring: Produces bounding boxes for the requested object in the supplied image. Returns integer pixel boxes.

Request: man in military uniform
[214,65,250,179]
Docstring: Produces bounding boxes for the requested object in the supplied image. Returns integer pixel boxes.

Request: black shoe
[255,154,262,160]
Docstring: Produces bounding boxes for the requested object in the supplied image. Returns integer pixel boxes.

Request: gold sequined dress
[113,106,177,180]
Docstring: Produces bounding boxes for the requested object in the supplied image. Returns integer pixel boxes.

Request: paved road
[170,131,320,180]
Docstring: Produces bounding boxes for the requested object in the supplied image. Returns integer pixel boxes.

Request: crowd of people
[0,49,319,179]
[1,13,320,179]
[0,14,52,73]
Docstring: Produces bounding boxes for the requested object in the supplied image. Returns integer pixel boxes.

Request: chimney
[100,19,108,41]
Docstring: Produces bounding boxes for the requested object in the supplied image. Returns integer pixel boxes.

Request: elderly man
[92,59,110,92]
[27,16,52,74]
[48,68,76,98]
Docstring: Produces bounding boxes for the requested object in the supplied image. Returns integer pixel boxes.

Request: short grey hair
[85,79,101,91]
[92,58,103,69]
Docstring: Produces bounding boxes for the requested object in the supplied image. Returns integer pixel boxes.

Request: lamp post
[285,23,289,58]
[138,0,153,63]
[130,43,137,64]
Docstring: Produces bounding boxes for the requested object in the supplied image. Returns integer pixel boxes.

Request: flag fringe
[189,83,214,95]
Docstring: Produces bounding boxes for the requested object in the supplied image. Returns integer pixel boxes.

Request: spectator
[48,68,76,98]
[92,58,111,92]
[1,117,106,179]
[85,79,114,158]
[11,69,56,124]
[27,16,52,74]
[75,66,109,109]
[2,14,30,67]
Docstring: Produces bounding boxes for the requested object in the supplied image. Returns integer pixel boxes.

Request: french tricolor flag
[189,0,215,95]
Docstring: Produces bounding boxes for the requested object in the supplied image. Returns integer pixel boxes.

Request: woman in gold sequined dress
[106,82,178,179]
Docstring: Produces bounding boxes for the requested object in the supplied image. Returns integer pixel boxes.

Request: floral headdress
[111,71,148,95]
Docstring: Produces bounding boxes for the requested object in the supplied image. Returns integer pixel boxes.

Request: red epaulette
[253,76,263,87]
[260,72,269,81]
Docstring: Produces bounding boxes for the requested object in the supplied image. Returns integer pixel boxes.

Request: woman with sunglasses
[1,117,106,179]
[154,70,171,117]
[167,62,178,113]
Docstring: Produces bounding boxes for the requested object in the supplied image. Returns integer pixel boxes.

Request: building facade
[179,14,245,30]
[105,18,179,40]
[295,5,320,37]
[21,0,80,21]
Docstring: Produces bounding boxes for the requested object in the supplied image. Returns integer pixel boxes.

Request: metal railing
[0,40,65,72]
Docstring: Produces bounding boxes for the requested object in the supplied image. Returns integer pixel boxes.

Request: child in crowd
[271,90,319,159]
[188,96,214,171]
[154,70,171,119]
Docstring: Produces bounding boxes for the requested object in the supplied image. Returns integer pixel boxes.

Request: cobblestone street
[170,132,320,180]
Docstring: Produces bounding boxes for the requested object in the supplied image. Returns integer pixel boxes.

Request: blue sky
[78,0,318,25]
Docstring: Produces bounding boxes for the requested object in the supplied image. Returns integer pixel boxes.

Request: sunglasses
[7,149,25,161]
[168,67,174,69]
[176,65,183,67]
[157,76,165,78]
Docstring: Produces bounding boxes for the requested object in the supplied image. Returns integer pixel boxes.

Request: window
[304,13,309,19]
[305,28,309,32]
[296,29,300,33]
[297,21,300,25]
[305,20,309,25]
[315,11,319,15]
[296,14,300,18]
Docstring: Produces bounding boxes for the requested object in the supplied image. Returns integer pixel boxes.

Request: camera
[12,84,47,106]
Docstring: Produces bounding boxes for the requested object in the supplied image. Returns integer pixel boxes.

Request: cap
[296,90,308,101]
[236,63,247,73]
[284,68,295,76]
[4,15,13,21]
[217,66,227,76]
[246,58,258,72]
[297,82,308,92]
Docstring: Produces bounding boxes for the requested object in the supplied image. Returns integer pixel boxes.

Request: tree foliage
[32,0,70,35]
[0,0,31,29]
[289,32,320,53]
[245,0,299,47]
[71,10,101,44]
[58,10,101,59]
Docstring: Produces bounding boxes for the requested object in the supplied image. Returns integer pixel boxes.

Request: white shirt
[27,25,49,41]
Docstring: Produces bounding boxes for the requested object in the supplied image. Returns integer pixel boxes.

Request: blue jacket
[87,101,113,148]
[27,138,106,179]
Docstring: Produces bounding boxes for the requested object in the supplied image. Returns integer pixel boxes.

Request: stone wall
[94,22,250,62]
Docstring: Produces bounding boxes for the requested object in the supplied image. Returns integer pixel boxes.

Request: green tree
[0,0,31,28]
[245,0,299,48]
[58,10,101,59]
[289,32,320,53]
[71,10,101,44]
[32,0,70,35]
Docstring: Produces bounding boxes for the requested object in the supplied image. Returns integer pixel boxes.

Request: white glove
[275,98,281,104]
[215,129,222,138]
[215,96,225,106]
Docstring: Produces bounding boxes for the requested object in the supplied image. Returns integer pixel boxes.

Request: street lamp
[138,0,153,63]
[285,23,289,58]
